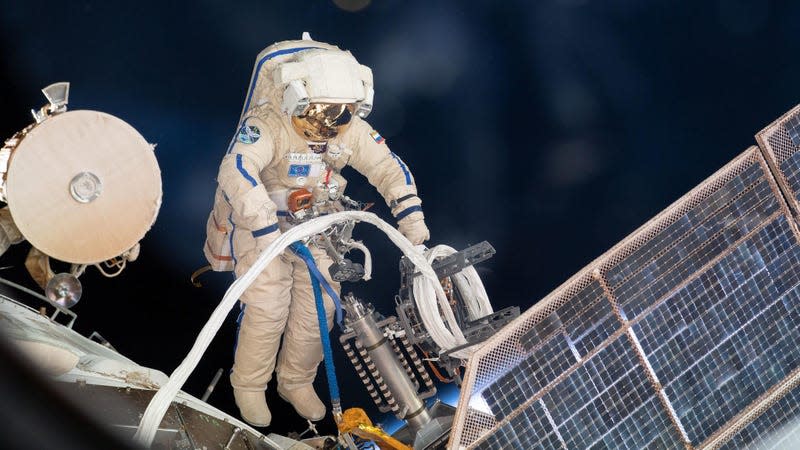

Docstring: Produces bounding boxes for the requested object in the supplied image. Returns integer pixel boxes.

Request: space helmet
[237,33,374,143]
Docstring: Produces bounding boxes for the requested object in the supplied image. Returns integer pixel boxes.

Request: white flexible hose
[410,256,465,354]
[410,245,494,361]
[348,240,372,281]
[424,245,493,320]
[133,211,458,447]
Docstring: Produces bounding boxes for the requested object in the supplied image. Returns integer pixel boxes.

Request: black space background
[1,0,799,443]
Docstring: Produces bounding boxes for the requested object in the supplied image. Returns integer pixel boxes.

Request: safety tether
[290,241,342,416]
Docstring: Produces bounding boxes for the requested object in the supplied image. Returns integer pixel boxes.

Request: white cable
[133,211,457,447]
[347,240,372,281]
[407,245,494,360]
[411,261,465,353]
[94,259,126,278]
[70,264,87,278]
[409,244,495,360]
[425,245,493,320]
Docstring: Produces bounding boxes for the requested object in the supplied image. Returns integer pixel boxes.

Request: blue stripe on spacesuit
[236,154,258,187]
[252,223,279,237]
[236,303,246,325]
[221,192,239,267]
[231,302,245,368]
[395,205,422,221]
[228,211,238,267]
[226,46,324,154]
[223,46,327,271]
[243,46,322,113]
[390,152,412,185]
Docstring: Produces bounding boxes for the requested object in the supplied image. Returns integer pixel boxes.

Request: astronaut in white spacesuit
[204,35,429,427]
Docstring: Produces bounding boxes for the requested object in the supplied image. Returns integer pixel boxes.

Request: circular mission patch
[237,124,261,144]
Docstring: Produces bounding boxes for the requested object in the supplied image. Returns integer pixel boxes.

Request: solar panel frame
[449,142,800,450]
[757,104,800,218]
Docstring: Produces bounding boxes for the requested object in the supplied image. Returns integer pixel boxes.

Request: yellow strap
[337,408,412,450]
[190,265,213,287]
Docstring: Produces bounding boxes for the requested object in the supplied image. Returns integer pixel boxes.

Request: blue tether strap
[289,242,343,326]
[289,241,341,411]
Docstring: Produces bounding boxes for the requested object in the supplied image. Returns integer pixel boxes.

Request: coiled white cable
[424,245,493,320]
[134,211,459,447]
[410,248,466,354]
[410,245,494,361]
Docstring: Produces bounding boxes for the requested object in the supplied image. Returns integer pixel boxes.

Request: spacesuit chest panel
[263,137,350,191]
[276,149,326,188]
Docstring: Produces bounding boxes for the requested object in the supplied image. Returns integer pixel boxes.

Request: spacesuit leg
[230,250,293,425]
[275,246,338,420]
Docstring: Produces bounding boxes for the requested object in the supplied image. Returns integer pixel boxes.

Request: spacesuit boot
[233,389,272,427]
[277,385,326,421]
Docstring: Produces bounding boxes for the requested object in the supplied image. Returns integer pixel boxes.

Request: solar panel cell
[601,397,681,449]
[779,152,800,206]
[605,163,765,289]
[720,383,800,450]
[474,400,562,449]
[520,280,609,356]
[613,177,778,321]
[623,215,800,444]
[540,336,681,449]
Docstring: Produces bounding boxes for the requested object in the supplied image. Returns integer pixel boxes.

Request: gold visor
[291,103,355,142]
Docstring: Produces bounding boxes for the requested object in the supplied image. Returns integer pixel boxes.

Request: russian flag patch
[369,130,385,144]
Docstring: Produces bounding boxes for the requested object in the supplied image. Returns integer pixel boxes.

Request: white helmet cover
[236,36,374,124]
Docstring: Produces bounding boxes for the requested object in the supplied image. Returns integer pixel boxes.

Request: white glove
[398,211,430,245]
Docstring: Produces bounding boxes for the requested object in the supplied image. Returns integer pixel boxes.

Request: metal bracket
[401,241,496,281]
[31,82,70,123]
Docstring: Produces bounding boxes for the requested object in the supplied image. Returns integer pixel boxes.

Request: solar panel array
[449,105,800,450]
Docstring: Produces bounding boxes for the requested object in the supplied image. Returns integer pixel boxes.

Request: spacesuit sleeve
[217,116,281,237]
[344,118,424,220]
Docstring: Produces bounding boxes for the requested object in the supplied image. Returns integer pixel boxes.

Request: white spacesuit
[205,35,429,427]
